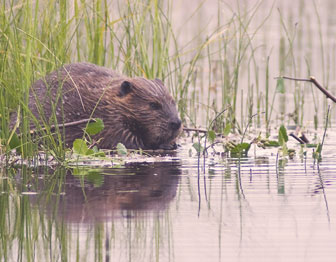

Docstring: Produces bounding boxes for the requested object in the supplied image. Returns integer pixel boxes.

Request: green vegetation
[0,0,332,162]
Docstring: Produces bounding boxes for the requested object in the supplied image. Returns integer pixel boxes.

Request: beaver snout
[169,119,182,131]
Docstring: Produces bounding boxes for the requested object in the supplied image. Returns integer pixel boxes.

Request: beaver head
[99,77,182,150]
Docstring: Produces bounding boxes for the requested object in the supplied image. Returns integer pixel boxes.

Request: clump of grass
[194,1,275,135]
[0,0,199,160]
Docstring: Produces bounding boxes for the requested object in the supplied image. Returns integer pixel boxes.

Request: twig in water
[183,107,230,136]
[278,76,336,103]
[183,127,208,134]
[289,133,305,144]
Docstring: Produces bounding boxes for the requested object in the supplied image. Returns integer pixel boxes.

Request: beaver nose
[169,119,182,131]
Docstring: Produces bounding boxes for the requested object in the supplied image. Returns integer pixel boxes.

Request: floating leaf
[116,143,127,155]
[207,130,216,143]
[73,139,89,155]
[85,118,104,136]
[263,140,280,147]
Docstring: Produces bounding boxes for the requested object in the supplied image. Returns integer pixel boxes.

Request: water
[2,128,336,262]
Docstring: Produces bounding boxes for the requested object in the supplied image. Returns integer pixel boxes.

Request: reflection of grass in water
[0,167,66,261]
[0,166,177,261]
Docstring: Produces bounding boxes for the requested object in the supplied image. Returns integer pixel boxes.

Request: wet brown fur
[27,62,182,149]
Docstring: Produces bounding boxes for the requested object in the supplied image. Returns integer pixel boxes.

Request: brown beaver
[26,62,182,150]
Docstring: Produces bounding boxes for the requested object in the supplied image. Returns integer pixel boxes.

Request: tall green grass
[0,0,333,160]
[0,0,202,159]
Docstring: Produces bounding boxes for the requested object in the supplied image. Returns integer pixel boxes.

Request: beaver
[25,62,182,150]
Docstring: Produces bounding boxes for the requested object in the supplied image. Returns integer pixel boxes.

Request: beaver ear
[119,81,133,97]
[154,78,165,88]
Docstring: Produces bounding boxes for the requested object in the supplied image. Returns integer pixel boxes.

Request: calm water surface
[3,129,336,262]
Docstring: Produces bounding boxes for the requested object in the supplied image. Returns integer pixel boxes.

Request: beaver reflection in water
[28,62,182,150]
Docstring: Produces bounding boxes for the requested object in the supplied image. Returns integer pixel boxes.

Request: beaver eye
[149,102,162,110]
